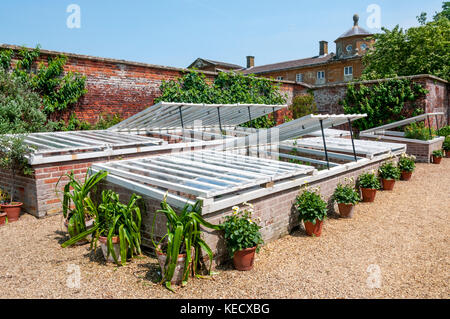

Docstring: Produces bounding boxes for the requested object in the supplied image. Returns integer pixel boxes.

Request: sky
[0,0,445,69]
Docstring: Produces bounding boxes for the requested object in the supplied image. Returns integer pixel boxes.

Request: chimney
[246,56,255,68]
[319,41,328,56]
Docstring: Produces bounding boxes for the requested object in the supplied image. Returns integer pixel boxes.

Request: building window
[276,76,284,81]
[344,66,353,76]
[361,43,367,51]
[296,74,303,82]
[317,71,325,80]
[346,44,353,53]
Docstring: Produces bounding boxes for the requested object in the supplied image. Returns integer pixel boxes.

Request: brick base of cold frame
[95,156,393,269]
[361,136,444,163]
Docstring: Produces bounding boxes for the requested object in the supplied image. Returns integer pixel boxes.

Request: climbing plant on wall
[339,78,429,131]
[156,70,287,128]
[0,46,87,114]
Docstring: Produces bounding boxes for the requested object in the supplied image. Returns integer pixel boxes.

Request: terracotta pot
[304,219,324,237]
[382,179,396,191]
[99,236,127,264]
[446,151,450,158]
[233,246,257,271]
[361,188,377,202]
[337,203,355,218]
[0,212,7,226]
[156,244,187,284]
[432,155,442,164]
[401,171,413,181]
[0,202,23,222]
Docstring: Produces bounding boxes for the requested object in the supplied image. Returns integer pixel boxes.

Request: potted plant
[443,136,450,158]
[378,161,401,191]
[56,168,108,244]
[358,171,381,202]
[295,186,327,237]
[151,195,222,292]
[0,188,10,226]
[432,149,444,164]
[62,190,143,266]
[223,203,264,271]
[0,135,35,222]
[332,178,360,218]
[398,153,416,181]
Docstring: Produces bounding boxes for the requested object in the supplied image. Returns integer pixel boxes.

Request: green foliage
[443,135,450,151]
[295,186,327,224]
[155,70,287,129]
[223,203,264,258]
[333,179,360,205]
[0,70,52,134]
[358,171,381,189]
[404,122,435,140]
[0,187,10,204]
[152,196,222,291]
[437,125,450,137]
[1,45,87,115]
[58,169,108,241]
[362,5,450,81]
[378,161,401,180]
[0,135,35,203]
[289,94,317,119]
[340,79,428,131]
[398,153,416,172]
[432,149,445,157]
[93,113,122,130]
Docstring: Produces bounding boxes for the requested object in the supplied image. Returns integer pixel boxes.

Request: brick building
[189,14,374,86]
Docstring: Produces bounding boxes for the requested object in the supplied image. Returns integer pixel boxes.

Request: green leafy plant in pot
[223,203,264,271]
[295,185,327,237]
[0,135,35,222]
[378,161,401,191]
[0,188,10,226]
[432,149,444,164]
[332,178,360,218]
[443,136,450,158]
[56,169,108,244]
[151,195,222,292]
[398,153,416,181]
[62,190,142,266]
[358,170,381,202]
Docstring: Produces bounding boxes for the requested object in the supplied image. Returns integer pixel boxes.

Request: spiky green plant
[151,195,222,292]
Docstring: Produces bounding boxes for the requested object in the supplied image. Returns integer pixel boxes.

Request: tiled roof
[241,54,334,75]
[202,58,243,69]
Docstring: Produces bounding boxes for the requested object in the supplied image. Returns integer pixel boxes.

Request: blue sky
[0,0,445,68]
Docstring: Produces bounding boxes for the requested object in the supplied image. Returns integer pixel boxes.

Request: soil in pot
[401,171,412,181]
[432,156,442,164]
[0,212,7,226]
[99,236,127,264]
[382,179,396,191]
[233,246,257,271]
[0,202,23,222]
[361,188,377,202]
[337,203,355,218]
[304,219,323,237]
[156,244,187,285]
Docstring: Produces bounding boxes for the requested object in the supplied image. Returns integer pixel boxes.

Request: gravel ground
[1,160,449,299]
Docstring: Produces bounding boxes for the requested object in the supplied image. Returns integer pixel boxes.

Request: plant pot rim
[0,202,23,208]
[235,246,257,253]
[337,202,355,206]
[0,212,7,216]
[360,187,377,190]
[99,236,120,244]
[156,244,187,258]
[381,178,396,181]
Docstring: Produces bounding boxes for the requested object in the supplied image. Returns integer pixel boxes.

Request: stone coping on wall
[359,133,445,145]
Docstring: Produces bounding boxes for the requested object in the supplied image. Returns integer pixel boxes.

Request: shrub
[295,186,327,224]
[333,179,360,205]
[432,149,444,157]
[378,161,401,180]
[223,203,264,258]
[443,136,450,151]
[404,122,435,141]
[437,125,450,137]
[289,94,317,119]
[398,153,416,172]
[358,171,381,189]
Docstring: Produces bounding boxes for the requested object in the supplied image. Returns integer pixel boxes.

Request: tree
[363,3,450,81]
[289,94,317,119]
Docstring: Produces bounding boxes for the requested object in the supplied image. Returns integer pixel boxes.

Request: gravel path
[1,159,449,299]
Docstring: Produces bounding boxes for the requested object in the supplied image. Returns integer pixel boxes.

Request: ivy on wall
[339,78,429,131]
[155,70,287,128]
[0,46,87,114]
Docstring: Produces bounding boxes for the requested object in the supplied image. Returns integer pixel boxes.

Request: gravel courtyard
[1,159,449,299]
